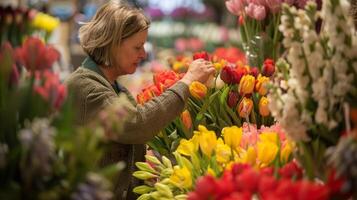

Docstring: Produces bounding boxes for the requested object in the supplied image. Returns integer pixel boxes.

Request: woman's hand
[180,59,216,86]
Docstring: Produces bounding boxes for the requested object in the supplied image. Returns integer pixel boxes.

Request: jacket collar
[82,57,122,94]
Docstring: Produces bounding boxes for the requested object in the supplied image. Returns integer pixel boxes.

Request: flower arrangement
[268,0,357,179]
[133,124,293,199]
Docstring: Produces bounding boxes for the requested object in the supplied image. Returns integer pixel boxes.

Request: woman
[66,1,215,199]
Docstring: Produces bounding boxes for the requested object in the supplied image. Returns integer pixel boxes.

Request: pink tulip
[266,0,282,13]
[245,3,266,21]
[225,0,246,16]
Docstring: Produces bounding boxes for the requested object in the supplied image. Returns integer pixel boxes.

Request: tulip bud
[189,81,207,99]
[162,156,173,169]
[262,58,275,77]
[227,90,239,108]
[239,15,245,25]
[175,194,188,200]
[155,183,173,197]
[237,97,254,118]
[135,162,157,174]
[145,155,162,166]
[259,96,270,117]
[249,67,259,78]
[255,75,270,96]
[133,185,155,194]
[161,168,174,177]
[137,194,151,200]
[239,75,255,95]
[193,51,210,61]
[133,171,158,180]
[181,110,192,130]
[220,66,233,84]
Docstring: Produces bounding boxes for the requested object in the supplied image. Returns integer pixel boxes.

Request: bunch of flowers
[225,0,312,67]
[0,37,125,198]
[187,162,332,200]
[133,124,293,199]
[268,0,357,178]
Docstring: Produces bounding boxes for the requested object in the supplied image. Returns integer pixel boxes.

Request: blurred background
[1,0,241,95]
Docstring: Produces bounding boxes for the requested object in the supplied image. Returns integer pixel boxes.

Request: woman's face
[113,29,148,75]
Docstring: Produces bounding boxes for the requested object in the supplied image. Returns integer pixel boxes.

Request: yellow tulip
[206,166,216,177]
[239,75,255,94]
[222,126,242,150]
[170,166,192,189]
[257,142,279,167]
[259,96,270,117]
[199,130,217,158]
[280,141,294,163]
[190,135,200,152]
[259,132,279,144]
[255,75,270,96]
[237,97,254,118]
[241,146,257,166]
[215,138,232,164]
[181,110,192,130]
[32,12,60,33]
[176,139,196,156]
[189,81,207,99]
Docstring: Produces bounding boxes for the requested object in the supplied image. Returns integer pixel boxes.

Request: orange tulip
[181,110,192,130]
[259,96,270,117]
[189,81,207,99]
[255,75,270,96]
[237,97,254,118]
[239,75,255,95]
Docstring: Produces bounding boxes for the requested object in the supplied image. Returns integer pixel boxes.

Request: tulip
[16,37,60,71]
[32,12,60,33]
[133,185,154,194]
[257,141,279,167]
[170,166,192,189]
[259,96,270,117]
[259,132,279,144]
[153,70,180,92]
[189,81,207,99]
[133,171,158,180]
[249,67,259,78]
[237,97,253,118]
[181,110,192,130]
[215,138,232,164]
[220,66,234,84]
[239,75,255,95]
[176,139,195,156]
[193,51,210,61]
[199,130,217,158]
[227,90,239,108]
[225,0,246,16]
[192,175,216,199]
[222,126,242,150]
[241,146,257,166]
[262,58,275,77]
[280,141,293,163]
[245,3,266,21]
[255,75,270,96]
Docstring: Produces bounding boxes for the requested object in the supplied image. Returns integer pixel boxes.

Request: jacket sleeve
[87,81,190,144]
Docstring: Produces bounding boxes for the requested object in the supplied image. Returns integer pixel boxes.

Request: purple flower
[144,7,164,21]
[245,3,266,21]
[71,173,113,200]
[18,118,56,177]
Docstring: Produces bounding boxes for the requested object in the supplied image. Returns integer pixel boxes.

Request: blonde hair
[78,0,150,67]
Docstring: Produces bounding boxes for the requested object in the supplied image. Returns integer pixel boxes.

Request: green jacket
[65,57,189,199]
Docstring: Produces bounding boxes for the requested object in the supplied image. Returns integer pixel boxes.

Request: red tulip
[235,167,260,192]
[249,67,259,78]
[193,51,210,61]
[194,175,217,199]
[222,191,251,200]
[278,160,303,180]
[258,175,278,198]
[262,58,275,77]
[16,37,60,71]
[227,90,239,108]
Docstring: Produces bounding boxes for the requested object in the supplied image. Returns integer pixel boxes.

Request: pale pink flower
[225,0,246,16]
[241,122,259,148]
[245,3,266,21]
